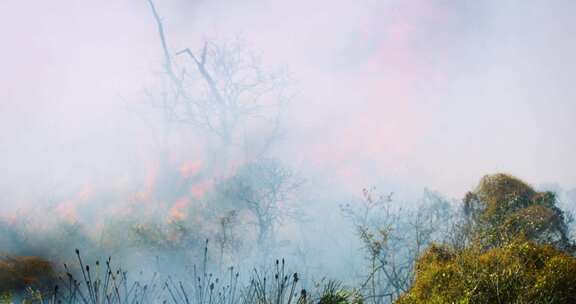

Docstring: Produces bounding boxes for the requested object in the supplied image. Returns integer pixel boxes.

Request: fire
[54,183,93,222]
[135,162,157,201]
[179,160,203,179]
[55,200,78,222]
[168,197,188,221]
[190,180,213,199]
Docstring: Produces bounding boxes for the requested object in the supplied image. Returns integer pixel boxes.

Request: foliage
[0,245,364,304]
[0,243,375,304]
[0,292,12,304]
[0,212,94,262]
[0,255,56,294]
[397,173,576,304]
[130,219,201,251]
[396,240,576,304]
[341,188,453,302]
[317,281,363,304]
[462,173,573,251]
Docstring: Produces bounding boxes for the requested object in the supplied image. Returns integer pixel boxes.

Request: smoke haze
[0,0,575,288]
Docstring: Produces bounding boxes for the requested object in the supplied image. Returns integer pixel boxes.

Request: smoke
[0,0,575,289]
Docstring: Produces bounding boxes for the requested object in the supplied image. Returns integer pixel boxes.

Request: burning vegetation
[1,1,575,303]
[1,173,575,303]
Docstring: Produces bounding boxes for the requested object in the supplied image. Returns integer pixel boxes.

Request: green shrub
[398,173,576,304]
[462,173,572,250]
[396,240,576,304]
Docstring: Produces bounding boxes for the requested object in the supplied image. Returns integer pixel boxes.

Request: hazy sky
[1,0,575,209]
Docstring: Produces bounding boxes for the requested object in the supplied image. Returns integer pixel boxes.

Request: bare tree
[340,188,453,303]
[145,0,291,155]
[129,0,294,218]
[217,158,303,256]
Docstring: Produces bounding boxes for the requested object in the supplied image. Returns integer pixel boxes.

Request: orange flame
[179,160,203,179]
[190,180,213,199]
[135,162,157,201]
[168,197,188,221]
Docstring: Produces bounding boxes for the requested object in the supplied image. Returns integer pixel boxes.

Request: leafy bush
[396,240,576,304]
[398,173,576,304]
[0,255,56,294]
[462,173,572,250]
